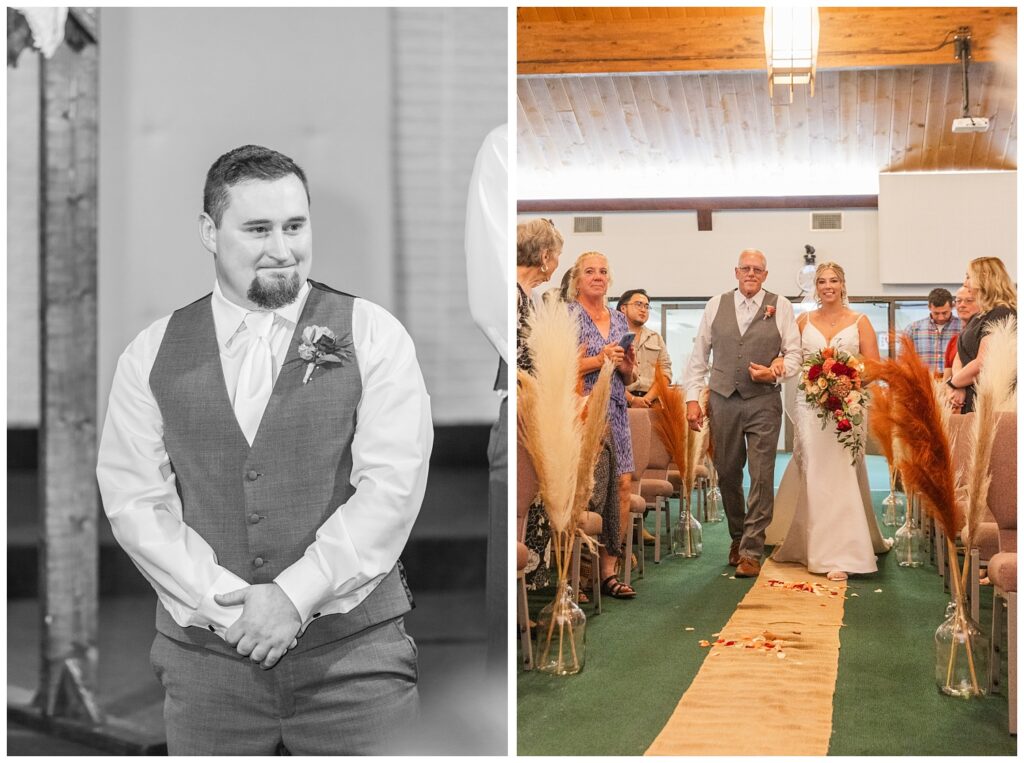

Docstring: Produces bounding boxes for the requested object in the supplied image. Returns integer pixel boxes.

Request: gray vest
[708,290,782,400]
[149,281,413,656]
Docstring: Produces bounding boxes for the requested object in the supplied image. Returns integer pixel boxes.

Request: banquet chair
[570,510,603,615]
[986,413,1016,734]
[516,440,536,670]
[623,408,652,588]
[641,410,675,563]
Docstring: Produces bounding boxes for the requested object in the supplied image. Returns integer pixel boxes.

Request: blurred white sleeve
[465,124,509,364]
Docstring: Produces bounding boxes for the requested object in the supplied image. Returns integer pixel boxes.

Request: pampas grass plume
[517,298,584,534]
[866,337,960,538]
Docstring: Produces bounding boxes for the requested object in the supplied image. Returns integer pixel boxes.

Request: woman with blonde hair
[947,256,1017,413]
[568,251,638,598]
[772,262,891,581]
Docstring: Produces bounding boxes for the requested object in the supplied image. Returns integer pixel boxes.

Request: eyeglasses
[954,298,975,305]
[625,301,650,310]
[737,266,766,275]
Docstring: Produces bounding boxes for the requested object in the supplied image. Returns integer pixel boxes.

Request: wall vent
[574,215,603,234]
[810,211,843,231]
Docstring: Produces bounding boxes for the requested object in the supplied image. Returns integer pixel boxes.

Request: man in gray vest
[97,145,433,754]
[682,249,800,578]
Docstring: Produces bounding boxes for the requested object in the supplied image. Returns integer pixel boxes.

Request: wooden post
[35,8,102,723]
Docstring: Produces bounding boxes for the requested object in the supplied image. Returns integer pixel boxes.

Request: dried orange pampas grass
[517,298,584,534]
[868,382,896,466]
[650,363,706,495]
[866,337,960,538]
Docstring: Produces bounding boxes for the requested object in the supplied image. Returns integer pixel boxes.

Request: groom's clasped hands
[215,583,302,669]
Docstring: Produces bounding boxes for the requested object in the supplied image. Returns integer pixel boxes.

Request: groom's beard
[248,271,302,309]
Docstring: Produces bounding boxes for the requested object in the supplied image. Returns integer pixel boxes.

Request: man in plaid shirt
[902,287,962,377]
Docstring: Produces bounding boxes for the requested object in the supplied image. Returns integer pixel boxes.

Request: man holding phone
[617,288,672,408]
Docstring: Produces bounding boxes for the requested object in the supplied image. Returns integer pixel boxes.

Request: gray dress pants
[151,618,418,755]
[708,389,783,559]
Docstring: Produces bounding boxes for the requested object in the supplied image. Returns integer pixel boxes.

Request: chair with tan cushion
[641,409,675,563]
[623,408,651,588]
[570,510,602,614]
[986,412,1016,734]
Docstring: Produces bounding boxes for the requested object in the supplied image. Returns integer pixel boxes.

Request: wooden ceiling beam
[518,7,1016,75]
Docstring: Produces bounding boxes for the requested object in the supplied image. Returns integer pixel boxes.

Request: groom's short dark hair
[927,287,953,307]
[203,145,310,227]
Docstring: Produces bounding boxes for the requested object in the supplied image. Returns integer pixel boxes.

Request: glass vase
[671,500,703,558]
[535,581,586,675]
[703,487,723,524]
[882,492,905,527]
[893,517,926,567]
[934,603,989,698]
[882,468,905,526]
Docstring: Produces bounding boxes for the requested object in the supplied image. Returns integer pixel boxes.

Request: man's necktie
[234,311,276,445]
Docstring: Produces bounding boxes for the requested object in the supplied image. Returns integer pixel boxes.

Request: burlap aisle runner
[645,558,846,756]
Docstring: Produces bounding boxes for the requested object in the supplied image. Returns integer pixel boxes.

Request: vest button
[246,470,259,481]
[312,612,321,618]
[249,513,261,524]
[208,625,215,632]
[253,557,264,568]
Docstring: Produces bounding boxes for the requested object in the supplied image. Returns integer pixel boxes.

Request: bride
[771,262,892,581]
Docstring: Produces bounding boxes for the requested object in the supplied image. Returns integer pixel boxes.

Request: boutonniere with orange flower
[762,305,776,321]
[296,325,353,384]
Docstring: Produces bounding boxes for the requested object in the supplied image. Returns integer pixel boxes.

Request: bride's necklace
[819,310,844,328]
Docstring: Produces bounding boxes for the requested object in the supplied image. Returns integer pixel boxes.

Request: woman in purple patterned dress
[568,251,638,599]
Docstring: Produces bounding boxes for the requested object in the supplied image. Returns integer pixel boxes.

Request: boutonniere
[763,305,777,321]
[297,325,352,384]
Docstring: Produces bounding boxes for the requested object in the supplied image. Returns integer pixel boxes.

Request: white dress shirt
[97,279,433,638]
[465,124,509,367]
[683,288,802,402]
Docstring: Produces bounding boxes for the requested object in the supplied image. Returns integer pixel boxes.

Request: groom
[97,145,433,754]
[683,249,800,577]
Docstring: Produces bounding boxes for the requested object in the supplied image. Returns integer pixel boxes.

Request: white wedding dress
[771,316,890,574]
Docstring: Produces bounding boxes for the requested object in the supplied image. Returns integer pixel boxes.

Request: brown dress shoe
[728,540,741,567]
[735,556,761,577]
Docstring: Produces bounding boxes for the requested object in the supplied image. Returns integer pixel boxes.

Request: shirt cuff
[193,568,250,637]
[274,556,334,623]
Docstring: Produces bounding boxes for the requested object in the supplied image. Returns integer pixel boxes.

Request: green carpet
[517,455,1016,756]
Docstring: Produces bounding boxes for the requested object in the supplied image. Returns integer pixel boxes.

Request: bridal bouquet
[798,346,870,462]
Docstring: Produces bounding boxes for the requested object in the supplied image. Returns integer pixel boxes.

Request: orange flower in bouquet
[799,345,870,463]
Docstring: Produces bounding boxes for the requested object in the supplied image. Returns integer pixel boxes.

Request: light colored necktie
[234,311,276,445]
[740,299,755,333]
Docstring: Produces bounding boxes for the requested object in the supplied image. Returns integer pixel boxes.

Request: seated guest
[947,256,1017,413]
[516,218,563,590]
[943,286,979,382]
[616,288,672,409]
[568,251,638,599]
[903,287,961,378]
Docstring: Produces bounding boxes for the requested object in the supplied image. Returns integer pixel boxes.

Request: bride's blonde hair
[814,261,848,306]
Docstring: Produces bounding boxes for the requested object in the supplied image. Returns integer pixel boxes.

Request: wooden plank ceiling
[517,7,1017,185]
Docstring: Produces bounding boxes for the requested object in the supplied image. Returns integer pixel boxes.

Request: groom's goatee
[248,272,302,309]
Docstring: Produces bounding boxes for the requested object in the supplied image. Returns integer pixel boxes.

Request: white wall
[8,7,506,428]
[96,8,394,425]
[520,206,979,302]
[879,171,1018,283]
